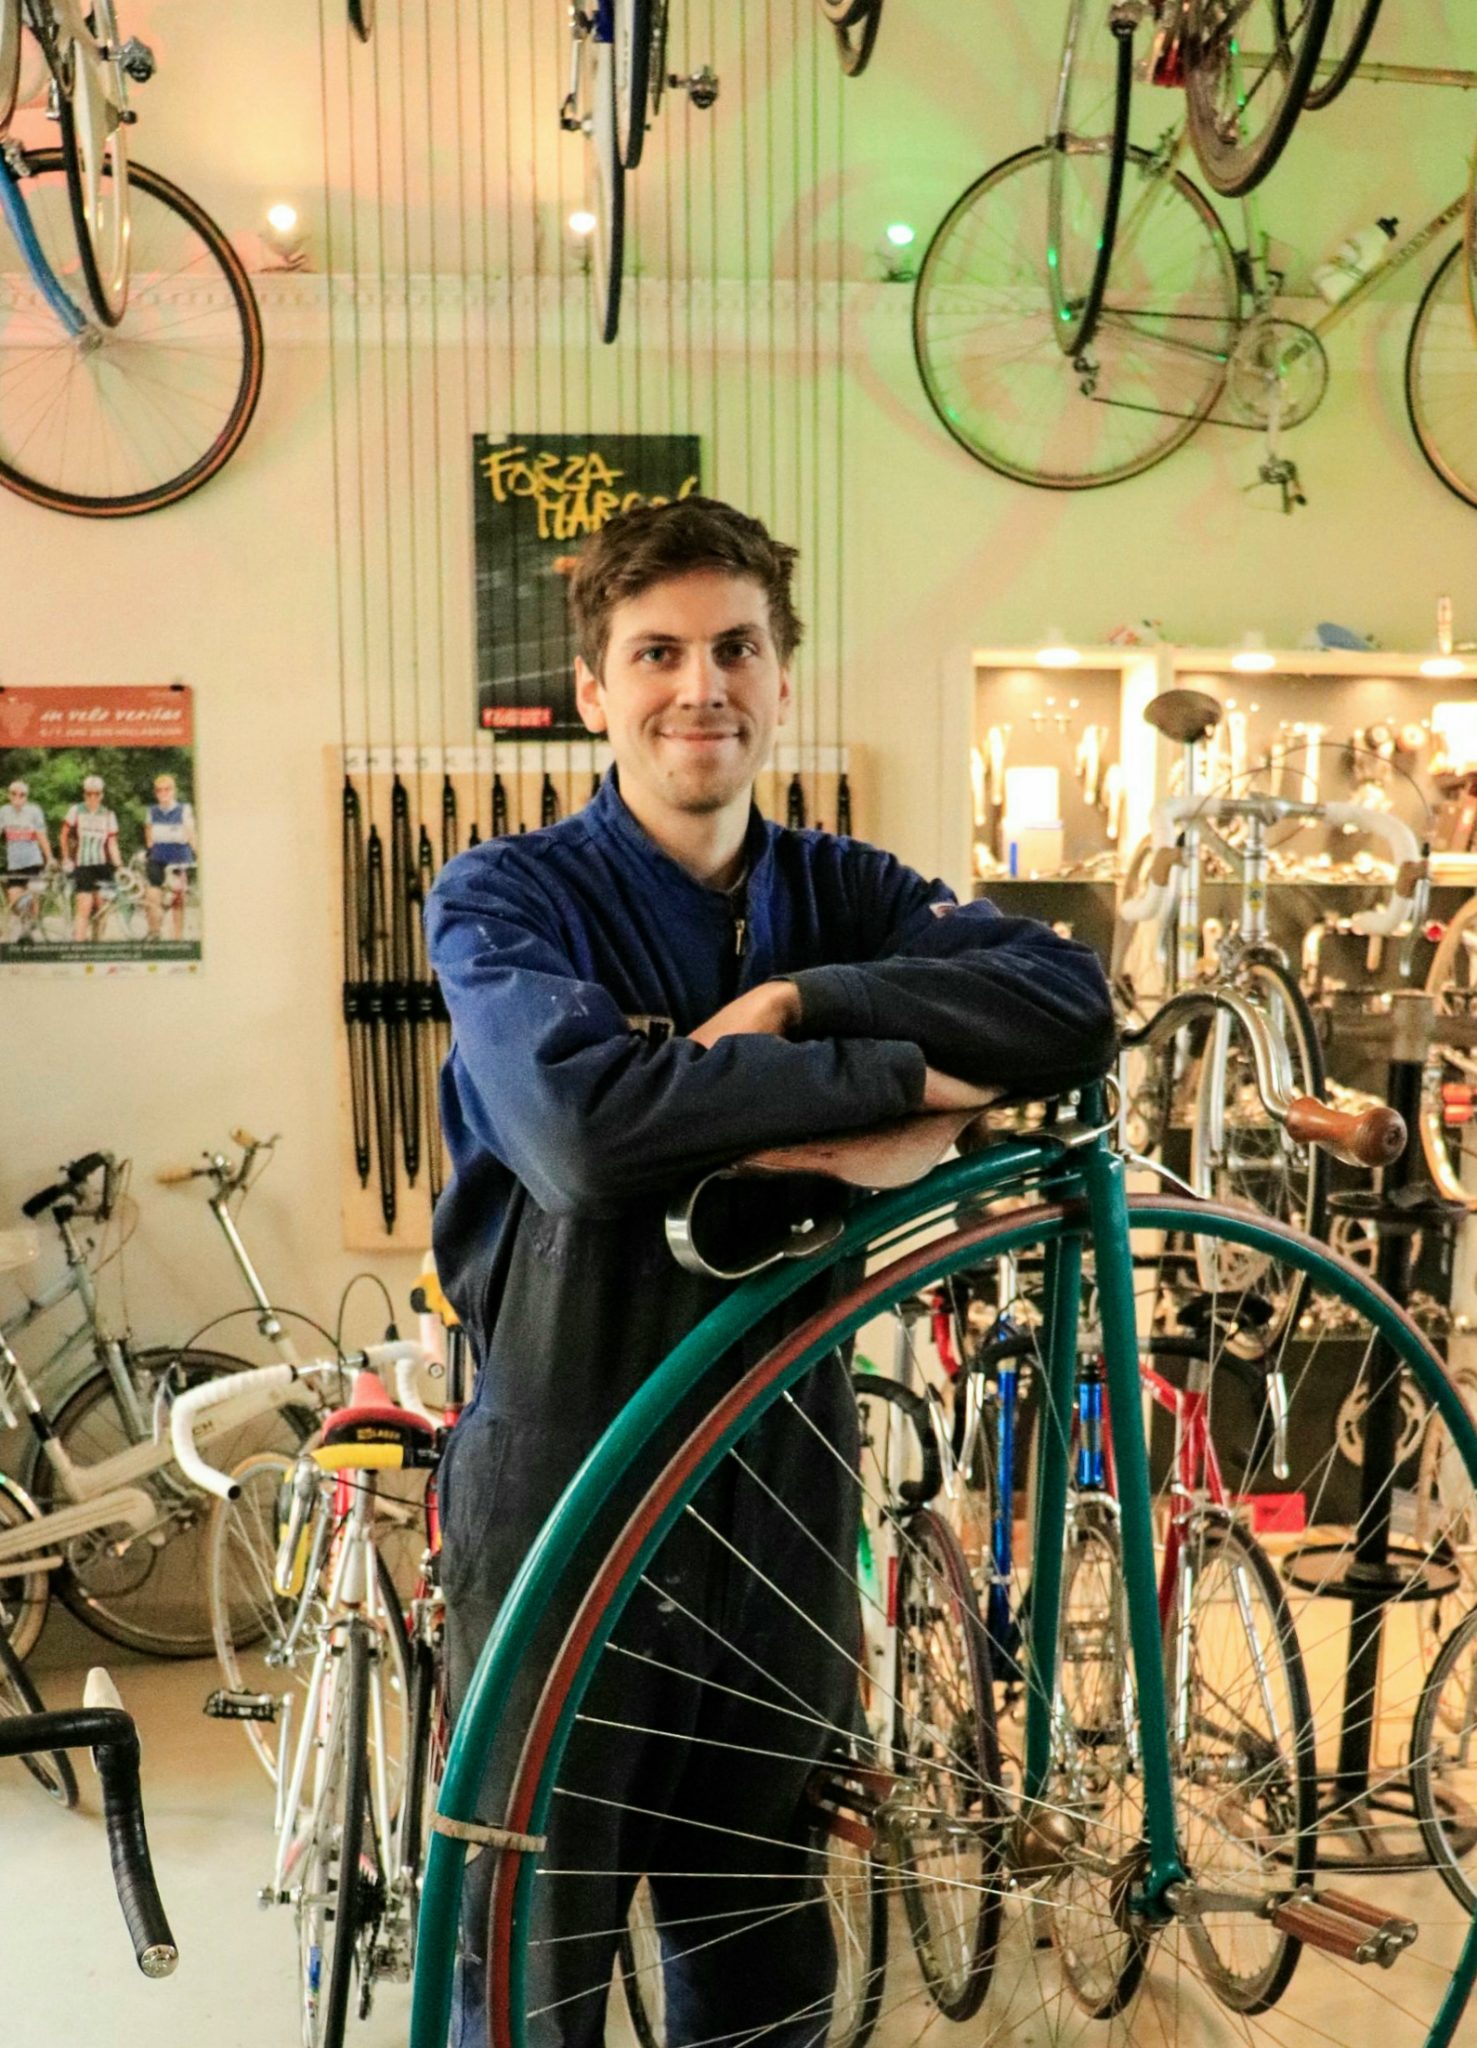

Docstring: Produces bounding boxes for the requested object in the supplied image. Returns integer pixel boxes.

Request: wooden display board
[330,742,866,1250]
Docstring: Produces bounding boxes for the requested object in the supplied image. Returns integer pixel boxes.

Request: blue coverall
[427,770,1114,2046]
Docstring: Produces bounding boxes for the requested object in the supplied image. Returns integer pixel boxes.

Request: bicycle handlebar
[1118,794,1426,935]
[169,1343,435,1501]
[1123,989,1407,1168]
[153,1164,197,1186]
[0,1673,177,1977]
[21,1151,115,1218]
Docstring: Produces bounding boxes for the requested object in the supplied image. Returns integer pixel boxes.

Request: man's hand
[689,980,802,1049]
[922,1068,998,1112]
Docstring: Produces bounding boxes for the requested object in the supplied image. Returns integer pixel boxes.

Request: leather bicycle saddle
[1143,688,1223,746]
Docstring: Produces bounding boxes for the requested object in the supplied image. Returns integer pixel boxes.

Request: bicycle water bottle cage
[1143,689,1223,746]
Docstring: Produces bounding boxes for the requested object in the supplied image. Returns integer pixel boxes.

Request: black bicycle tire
[348,0,374,42]
[32,1349,307,1659]
[615,0,653,169]
[1166,1513,1315,2012]
[818,0,872,25]
[1183,0,1336,197]
[833,4,882,77]
[479,1191,1477,2048]
[1405,240,1477,514]
[0,1626,79,1809]
[892,1505,1003,2021]
[1052,1501,1149,2017]
[1413,1602,1477,1912]
[1302,0,1383,109]
[911,143,1238,492]
[400,1629,441,1913]
[1048,16,1134,357]
[317,1619,373,2048]
[590,44,626,343]
[0,151,265,518]
[55,55,127,328]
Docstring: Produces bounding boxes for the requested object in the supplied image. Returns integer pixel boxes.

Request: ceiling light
[1036,629,1080,669]
[1231,631,1276,674]
[568,209,598,238]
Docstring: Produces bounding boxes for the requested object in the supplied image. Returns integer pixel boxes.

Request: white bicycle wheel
[1406,240,1477,511]
[913,142,1239,490]
[613,0,652,170]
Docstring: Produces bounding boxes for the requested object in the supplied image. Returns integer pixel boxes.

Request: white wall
[3,0,1473,1344]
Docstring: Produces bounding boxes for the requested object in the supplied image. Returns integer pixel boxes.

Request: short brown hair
[567,496,804,675]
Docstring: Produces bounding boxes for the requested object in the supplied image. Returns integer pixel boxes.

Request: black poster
[473,433,702,741]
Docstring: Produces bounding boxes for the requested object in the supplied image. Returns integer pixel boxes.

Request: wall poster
[0,685,201,974]
[473,433,702,740]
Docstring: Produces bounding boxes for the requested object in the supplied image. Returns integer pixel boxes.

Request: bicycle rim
[1406,240,1477,512]
[913,143,1238,490]
[208,1451,411,1791]
[588,40,625,343]
[478,1192,1477,2048]
[0,1627,78,1807]
[0,150,264,516]
[1166,1513,1316,2010]
[56,2,129,325]
[1184,0,1335,197]
[1413,1604,1477,1912]
[37,1350,305,1658]
[1423,895,1477,1201]
[1302,0,1384,110]
[1190,955,1328,1331]
[832,4,882,77]
[613,0,652,169]
[296,1620,372,2048]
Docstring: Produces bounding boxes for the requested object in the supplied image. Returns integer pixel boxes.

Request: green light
[885,221,916,249]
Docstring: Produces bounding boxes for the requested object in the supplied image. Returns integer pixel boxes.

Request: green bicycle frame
[409,1108,1477,2048]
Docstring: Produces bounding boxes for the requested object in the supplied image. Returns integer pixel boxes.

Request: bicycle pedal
[204,1687,278,1724]
[1270,1889,1418,1968]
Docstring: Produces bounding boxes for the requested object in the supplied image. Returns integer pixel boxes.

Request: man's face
[84,789,102,808]
[155,780,175,804]
[8,785,24,806]
[575,570,791,819]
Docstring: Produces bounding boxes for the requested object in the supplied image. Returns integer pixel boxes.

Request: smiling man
[426,497,1114,2046]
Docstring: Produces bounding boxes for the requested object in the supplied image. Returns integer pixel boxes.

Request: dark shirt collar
[589,766,774,903]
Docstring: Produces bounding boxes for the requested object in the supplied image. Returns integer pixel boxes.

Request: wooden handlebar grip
[155,1165,195,1186]
[1284,1097,1406,1170]
[230,1128,260,1148]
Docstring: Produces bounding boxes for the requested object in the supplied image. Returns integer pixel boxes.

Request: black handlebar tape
[67,1151,110,1183]
[21,1179,70,1218]
[850,1372,943,1506]
[0,1707,177,1976]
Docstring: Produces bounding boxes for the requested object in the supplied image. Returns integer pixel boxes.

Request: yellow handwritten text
[481,444,698,541]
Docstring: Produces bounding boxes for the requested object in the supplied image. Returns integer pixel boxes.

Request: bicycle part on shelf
[0,151,264,516]
[912,141,1238,490]
[613,0,652,169]
[1182,0,1336,198]
[1405,238,1477,514]
[0,1626,79,1807]
[1302,0,1385,111]
[1226,319,1330,431]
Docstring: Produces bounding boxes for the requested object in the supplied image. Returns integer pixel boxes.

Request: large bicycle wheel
[0,151,264,516]
[31,1349,305,1658]
[613,0,652,169]
[1047,0,1137,357]
[1302,0,1383,110]
[0,1624,77,1807]
[1190,955,1328,1335]
[1406,240,1477,512]
[1413,1602,1477,1911]
[207,1449,410,1790]
[468,1192,1477,2048]
[825,0,882,76]
[1049,1496,1149,2018]
[1422,893,1477,1203]
[913,143,1239,491]
[892,1505,1003,2020]
[1183,0,1336,197]
[1166,1512,1315,2011]
[0,1478,52,1662]
[295,1618,375,2048]
[54,0,130,324]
